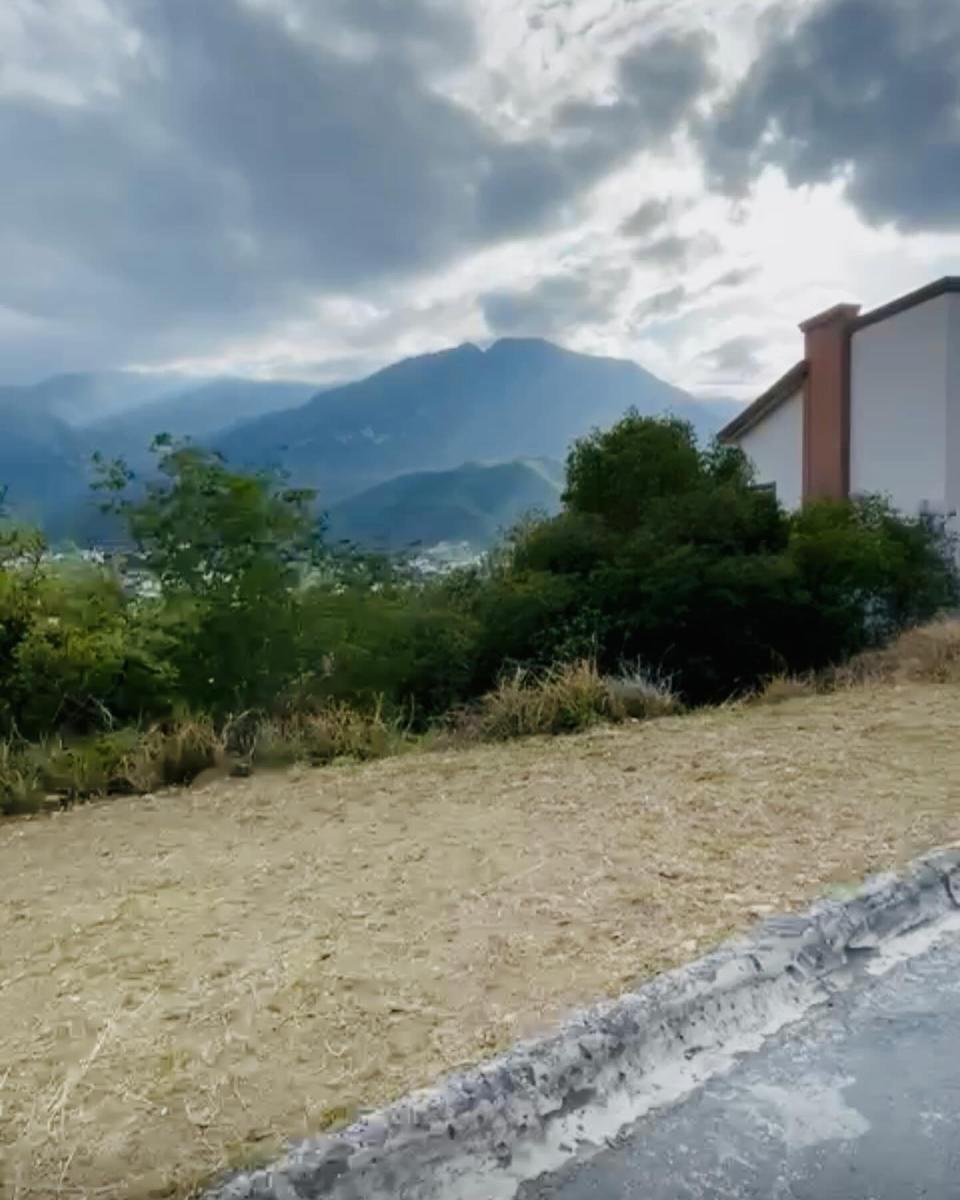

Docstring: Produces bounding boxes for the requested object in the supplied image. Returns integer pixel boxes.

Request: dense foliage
[1,415,955,762]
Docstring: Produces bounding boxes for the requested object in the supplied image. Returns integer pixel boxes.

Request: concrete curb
[204,848,960,1200]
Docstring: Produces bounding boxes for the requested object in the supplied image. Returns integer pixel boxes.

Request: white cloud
[1,0,959,402]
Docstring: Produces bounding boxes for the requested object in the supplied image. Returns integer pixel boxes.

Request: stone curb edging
[205,848,960,1200]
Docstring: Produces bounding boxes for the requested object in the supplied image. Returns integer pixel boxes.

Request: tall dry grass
[754,617,960,705]
[470,658,681,742]
[0,704,401,816]
[835,618,960,686]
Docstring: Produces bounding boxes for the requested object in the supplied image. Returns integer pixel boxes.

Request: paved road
[520,928,960,1200]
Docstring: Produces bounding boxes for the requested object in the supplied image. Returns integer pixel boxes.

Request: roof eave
[718,361,808,443]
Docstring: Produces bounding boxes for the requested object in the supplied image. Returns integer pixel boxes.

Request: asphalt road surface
[520,926,960,1200]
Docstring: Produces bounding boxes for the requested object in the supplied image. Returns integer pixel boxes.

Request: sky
[2,0,960,400]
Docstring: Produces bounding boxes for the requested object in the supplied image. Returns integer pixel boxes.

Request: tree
[95,438,324,715]
[466,414,957,703]
[564,412,710,533]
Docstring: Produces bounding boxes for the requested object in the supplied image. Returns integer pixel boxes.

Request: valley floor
[3,682,960,1198]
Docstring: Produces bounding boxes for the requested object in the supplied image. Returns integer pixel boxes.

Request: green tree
[465,414,956,703]
[564,412,722,533]
[95,438,324,715]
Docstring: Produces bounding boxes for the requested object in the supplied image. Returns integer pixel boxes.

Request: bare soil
[3,681,959,1198]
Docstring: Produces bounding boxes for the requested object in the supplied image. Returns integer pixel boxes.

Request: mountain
[0,371,200,427]
[0,397,88,526]
[0,374,324,532]
[83,378,321,466]
[327,459,564,551]
[216,338,734,502]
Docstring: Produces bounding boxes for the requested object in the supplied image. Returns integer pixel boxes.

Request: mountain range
[215,337,727,501]
[0,340,737,549]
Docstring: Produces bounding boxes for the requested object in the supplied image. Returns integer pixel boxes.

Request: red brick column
[800,303,861,502]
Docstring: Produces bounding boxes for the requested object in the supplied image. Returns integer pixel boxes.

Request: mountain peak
[214,337,726,504]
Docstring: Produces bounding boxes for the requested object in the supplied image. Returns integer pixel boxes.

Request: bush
[292,585,480,722]
[460,416,957,706]
[0,740,44,816]
[603,662,682,720]
[5,568,178,737]
[475,660,615,741]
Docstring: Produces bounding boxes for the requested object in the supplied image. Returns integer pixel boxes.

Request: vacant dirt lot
[3,681,960,1198]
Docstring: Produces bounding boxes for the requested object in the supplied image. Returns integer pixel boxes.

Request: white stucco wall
[738,387,804,509]
[850,294,950,514]
[944,294,960,520]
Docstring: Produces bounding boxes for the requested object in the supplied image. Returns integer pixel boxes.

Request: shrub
[292,585,481,721]
[152,716,223,785]
[476,660,615,741]
[462,419,957,706]
[0,740,44,816]
[245,702,401,767]
[12,583,178,736]
[603,661,682,719]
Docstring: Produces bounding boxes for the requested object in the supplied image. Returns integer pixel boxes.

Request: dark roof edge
[853,276,960,332]
[718,360,808,443]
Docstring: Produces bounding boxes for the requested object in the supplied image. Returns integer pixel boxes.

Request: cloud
[0,1,718,380]
[699,334,765,379]
[633,231,720,269]
[555,30,716,175]
[701,0,960,231]
[481,266,630,338]
[632,285,689,323]
[620,199,673,238]
[709,266,759,291]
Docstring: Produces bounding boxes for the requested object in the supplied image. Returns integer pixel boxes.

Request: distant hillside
[0,372,200,427]
[0,374,324,531]
[327,459,564,551]
[216,338,734,502]
[84,378,321,465]
[0,399,87,526]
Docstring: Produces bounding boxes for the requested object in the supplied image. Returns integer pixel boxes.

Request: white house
[719,277,960,517]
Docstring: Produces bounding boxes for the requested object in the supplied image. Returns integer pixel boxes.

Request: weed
[0,740,44,815]
[603,661,682,720]
[477,660,613,741]
[752,674,819,706]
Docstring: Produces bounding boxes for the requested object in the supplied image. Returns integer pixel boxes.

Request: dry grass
[469,658,680,742]
[3,675,960,1198]
[753,619,960,705]
[837,617,960,686]
[753,674,820,705]
[0,707,401,817]
[603,661,683,720]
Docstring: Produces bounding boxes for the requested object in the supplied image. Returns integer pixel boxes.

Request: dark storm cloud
[701,0,960,231]
[555,30,716,174]
[0,0,717,379]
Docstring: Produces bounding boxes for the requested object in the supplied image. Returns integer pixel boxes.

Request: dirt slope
[2,682,959,1198]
